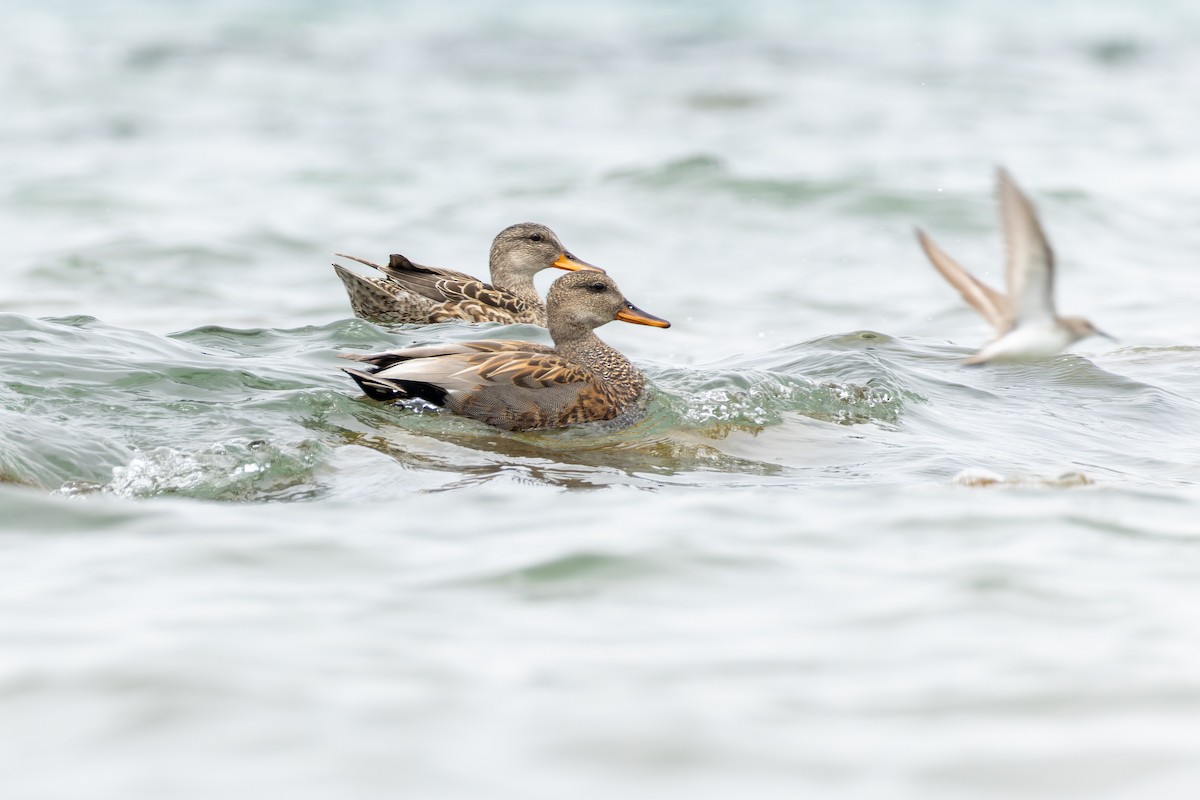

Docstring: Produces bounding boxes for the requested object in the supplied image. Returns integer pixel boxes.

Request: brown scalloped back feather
[333,254,547,326]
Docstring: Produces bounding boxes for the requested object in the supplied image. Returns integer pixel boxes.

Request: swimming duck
[916,168,1110,365]
[340,271,670,431]
[333,222,603,325]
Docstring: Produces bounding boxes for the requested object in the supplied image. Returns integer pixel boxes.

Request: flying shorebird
[916,168,1110,365]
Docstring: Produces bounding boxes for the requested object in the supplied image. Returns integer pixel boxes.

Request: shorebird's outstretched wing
[998,168,1057,325]
[916,228,1010,331]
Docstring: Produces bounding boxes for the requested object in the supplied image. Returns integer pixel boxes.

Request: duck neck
[489,258,541,304]
[552,329,644,393]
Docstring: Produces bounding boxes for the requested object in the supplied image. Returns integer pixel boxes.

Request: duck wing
[335,252,476,285]
[342,345,615,430]
[335,253,541,323]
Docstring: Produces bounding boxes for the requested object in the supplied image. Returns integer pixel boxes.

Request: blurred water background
[4,0,1200,797]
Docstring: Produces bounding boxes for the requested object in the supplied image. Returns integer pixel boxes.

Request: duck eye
[529,233,543,242]
[588,282,607,293]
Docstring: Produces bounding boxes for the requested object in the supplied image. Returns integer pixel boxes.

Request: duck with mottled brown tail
[333,222,603,325]
[340,271,670,431]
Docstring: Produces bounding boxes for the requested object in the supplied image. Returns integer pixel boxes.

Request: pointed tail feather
[338,350,415,369]
[332,262,371,290]
[342,367,450,407]
[334,253,386,271]
[342,367,409,401]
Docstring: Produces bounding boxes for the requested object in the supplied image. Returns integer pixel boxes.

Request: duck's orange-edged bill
[616,301,670,328]
[553,251,606,273]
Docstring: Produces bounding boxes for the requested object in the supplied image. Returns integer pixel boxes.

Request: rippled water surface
[5,1,1200,797]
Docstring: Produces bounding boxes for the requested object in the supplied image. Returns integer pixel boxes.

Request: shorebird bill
[615,301,670,328]
[553,252,605,273]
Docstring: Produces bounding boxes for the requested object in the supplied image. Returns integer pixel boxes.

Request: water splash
[59,438,327,502]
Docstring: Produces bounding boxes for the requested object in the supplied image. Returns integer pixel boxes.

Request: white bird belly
[971,323,1074,363]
